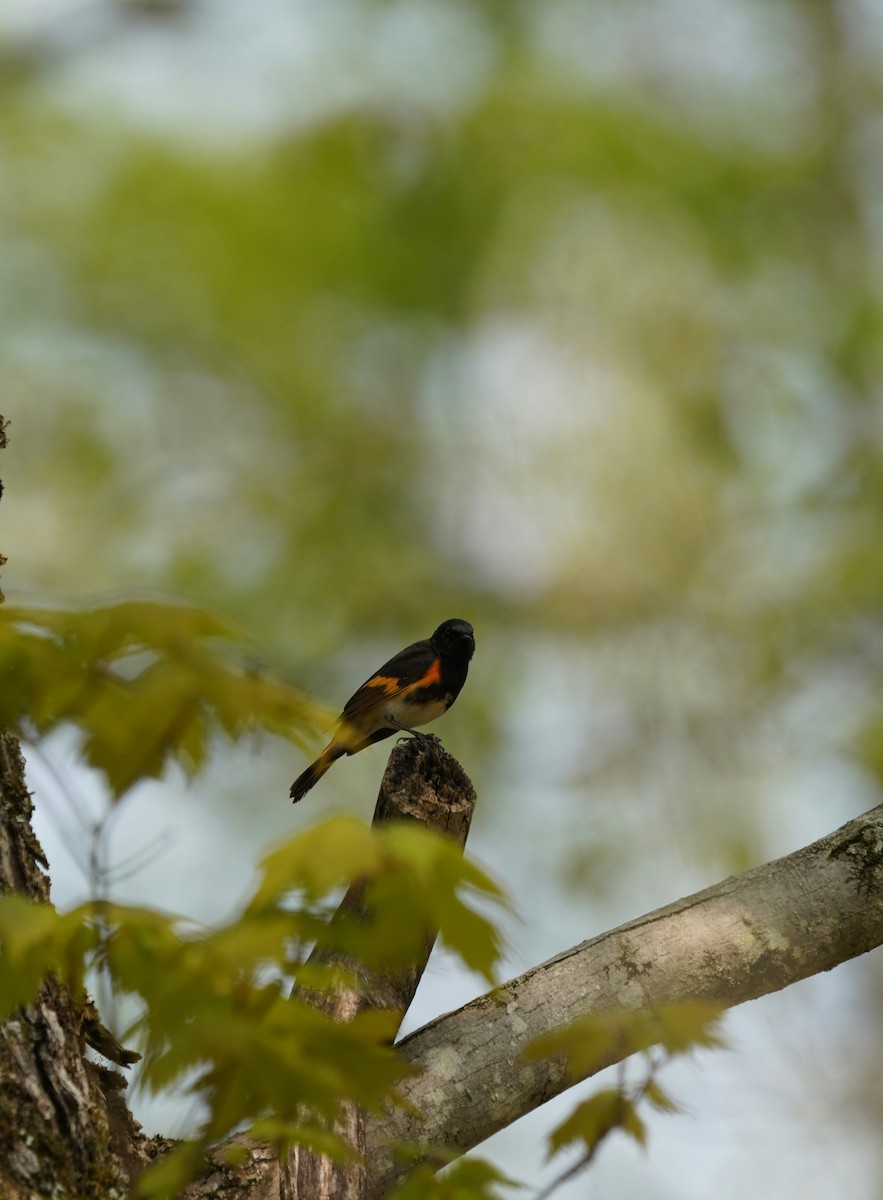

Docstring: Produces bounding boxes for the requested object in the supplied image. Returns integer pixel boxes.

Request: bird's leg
[389,719,446,756]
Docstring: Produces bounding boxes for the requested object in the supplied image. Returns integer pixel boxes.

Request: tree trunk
[285,739,477,1200]
[0,731,149,1200]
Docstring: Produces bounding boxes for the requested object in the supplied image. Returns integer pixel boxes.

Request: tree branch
[364,802,883,1196]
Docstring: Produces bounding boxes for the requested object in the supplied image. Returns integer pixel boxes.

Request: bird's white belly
[383,693,451,729]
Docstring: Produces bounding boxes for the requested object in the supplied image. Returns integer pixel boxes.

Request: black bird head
[431,618,475,662]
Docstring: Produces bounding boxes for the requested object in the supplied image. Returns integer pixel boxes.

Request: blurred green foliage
[6,4,883,794]
[3,0,883,1192]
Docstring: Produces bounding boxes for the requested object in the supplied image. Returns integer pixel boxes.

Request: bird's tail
[289,742,346,804]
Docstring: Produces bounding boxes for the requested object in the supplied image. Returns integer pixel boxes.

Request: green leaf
[243,1118,356,1162]
[388,1157,522,1200]
[644,1078,682,1114]
[622,1102,648,1148]
[377,824,508,983]
[525,1003,727,1078]
[380,824,506,902]
[0,896,96,1020]
[547,1088,628,1156]
[248,819,508,984]
[525,1010,655,1077]
[248,816,383,909]
[133,1141,206,1200]
[651,1002,727,1055]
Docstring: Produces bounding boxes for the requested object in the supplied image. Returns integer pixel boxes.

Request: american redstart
[290,618,475,803]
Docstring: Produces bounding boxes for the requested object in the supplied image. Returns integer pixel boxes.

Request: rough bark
[363,802,883,1196]
[0,731,149,1198]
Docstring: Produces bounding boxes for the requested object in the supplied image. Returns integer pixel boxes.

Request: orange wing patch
[343,676,403,719]
[368,675,406,696]
[400,658,441,693]
[343,659,442,718]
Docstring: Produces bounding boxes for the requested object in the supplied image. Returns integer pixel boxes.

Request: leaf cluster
[526,1003,726,1196]
[0,600,331,796]
[388,1158,522,1200]
[0,815,507,1198]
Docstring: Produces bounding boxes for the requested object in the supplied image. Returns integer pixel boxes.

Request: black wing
[341,638,435,719]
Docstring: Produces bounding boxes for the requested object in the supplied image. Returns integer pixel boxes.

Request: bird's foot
[416,731,447,758]
[397,730,446,758]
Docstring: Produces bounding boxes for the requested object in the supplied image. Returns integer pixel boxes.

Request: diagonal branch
[364,802,883,1197]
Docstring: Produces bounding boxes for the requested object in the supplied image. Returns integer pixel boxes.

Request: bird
[290,618,475,803]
